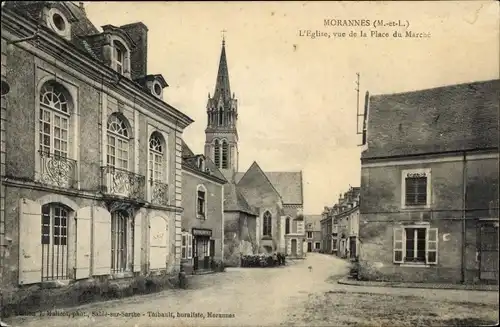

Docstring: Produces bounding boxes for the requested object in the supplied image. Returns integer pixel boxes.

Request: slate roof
[235,170,303,205]
[305,215,322,231]
[363,79,500,159]
[181,141,226,183]
[224,183,257,216]
[5,1,102,61]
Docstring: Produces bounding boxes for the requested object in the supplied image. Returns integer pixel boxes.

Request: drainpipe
[461,151,467,284]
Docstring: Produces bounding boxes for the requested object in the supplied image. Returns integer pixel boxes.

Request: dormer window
[197,157,205,171]
[113,41,126,75]
[45,7,71,40]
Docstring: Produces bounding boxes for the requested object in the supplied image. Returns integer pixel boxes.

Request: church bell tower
[204,37,239,182]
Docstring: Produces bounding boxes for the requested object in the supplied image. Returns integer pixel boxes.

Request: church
[184,38,306,266]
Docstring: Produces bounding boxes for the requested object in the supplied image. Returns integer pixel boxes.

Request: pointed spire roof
[213,37,231,102]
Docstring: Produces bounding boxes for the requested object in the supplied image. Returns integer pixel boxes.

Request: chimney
[120,22,149,80]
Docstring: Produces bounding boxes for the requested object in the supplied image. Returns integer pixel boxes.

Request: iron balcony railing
[38,151,77,189]
[150,180,169,206]
[101,166,146,200]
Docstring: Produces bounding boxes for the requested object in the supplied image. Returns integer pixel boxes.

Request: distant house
[332,187,360,260]
[359,79,499,284]
[305,215,322,252]
[181,142,226,273]
[320,208,335,254]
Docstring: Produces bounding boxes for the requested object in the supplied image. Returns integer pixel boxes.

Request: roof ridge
[370,79,500,98]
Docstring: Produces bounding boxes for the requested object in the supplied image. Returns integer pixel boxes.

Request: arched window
[113,40,126,75]
[214,139,221,168]
[149,132,164,182]
[218,107,223,126]
[263,211,272,236]
[41,203,70,280]
[285,217,290,234]
[197,185,207,219]
[107,114,129,169]
[111,210,132,273]
[39,81,71,157]
[221,140,229,169]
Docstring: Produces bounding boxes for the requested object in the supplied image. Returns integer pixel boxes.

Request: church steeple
[213,38,231,102]
[204,36,239,182]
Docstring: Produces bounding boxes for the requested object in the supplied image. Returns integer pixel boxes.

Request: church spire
[213,35,231,102]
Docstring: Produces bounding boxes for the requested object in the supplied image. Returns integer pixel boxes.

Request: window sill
[397,263,432,268]
[197,215,206,220]
[401,205,431,211]
[110,271,134,279]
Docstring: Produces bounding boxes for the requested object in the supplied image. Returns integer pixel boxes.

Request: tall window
[113,41,125,75]
[107,114,129,169]
[222,140,229,169]
[149,132,164,182]
[393,226,438,264]
[197,185,207,219]
[263,211,272,236]
[285,217,290,234]
[218,108,223,126]
[214,139,221,168]
[41,203,69,281]
[307,231,313,239]
[111,211,132,273]
[39,81,70,157]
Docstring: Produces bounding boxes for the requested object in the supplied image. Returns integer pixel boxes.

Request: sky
[84,1,499,214]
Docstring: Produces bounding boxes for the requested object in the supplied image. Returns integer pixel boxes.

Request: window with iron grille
[41,203,69,281]
[402,169,430,207]
[111,211,133,273]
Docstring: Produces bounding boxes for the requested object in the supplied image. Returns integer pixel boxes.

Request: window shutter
[92,207,112,276]
[149,216,168,270]
[181,234,187,259]
[133,212,142,272]
[18,198,42,285]
[75,207,92,279]
[426,228,438,264]
[393,227,404,263]
[187,234,193,259]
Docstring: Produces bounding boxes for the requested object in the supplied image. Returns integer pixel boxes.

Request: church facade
[201,39,306,265]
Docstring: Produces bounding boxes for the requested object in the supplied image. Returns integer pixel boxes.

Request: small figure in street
[308,266,313,272]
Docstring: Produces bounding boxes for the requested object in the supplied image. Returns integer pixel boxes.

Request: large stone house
[305,215,322,252]
[358,79,499,284]
[201,39,306,265]
[1,1,193,293]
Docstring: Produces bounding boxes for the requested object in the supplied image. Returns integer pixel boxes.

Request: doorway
[193,236,210,271]
[307,242,312,252]
[291,239,297,256]
[479,222,499,282]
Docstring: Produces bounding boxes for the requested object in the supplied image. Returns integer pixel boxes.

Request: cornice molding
[1,9,194,129]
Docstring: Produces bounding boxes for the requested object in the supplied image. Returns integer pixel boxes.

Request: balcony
[38,151,77,188]
[101,166,146,201]
[150,180,169,206]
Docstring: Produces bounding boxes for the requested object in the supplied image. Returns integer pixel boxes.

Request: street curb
[337,278,499,292]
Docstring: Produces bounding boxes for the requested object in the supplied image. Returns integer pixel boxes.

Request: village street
[5,254,499,327]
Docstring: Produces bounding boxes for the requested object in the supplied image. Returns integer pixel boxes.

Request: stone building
[180,141,226,273]
[358,79,499,284]
[305,215,322,252]
[332,187,360,259]
[202,39,306,264]
[1,1,193,292]
[320,208,334,254]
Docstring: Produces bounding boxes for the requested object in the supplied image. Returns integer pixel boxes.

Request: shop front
[192,228,215,272]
